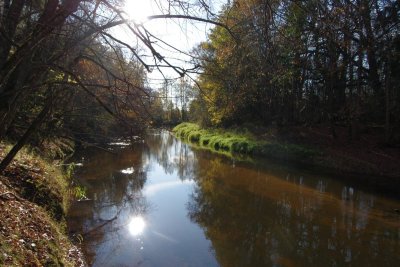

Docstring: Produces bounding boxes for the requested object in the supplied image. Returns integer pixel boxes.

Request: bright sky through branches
[117,0,226,89]
[124,0,156,23]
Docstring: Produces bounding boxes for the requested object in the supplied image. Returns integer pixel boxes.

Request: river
[68,130,400,267]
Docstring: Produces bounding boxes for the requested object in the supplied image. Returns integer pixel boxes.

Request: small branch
[82,215,118,237]
[146,14,236,41]
[0,191,25,201]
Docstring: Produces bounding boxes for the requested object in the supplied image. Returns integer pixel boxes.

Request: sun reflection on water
[128,216,146,236]
[121,167,135,174]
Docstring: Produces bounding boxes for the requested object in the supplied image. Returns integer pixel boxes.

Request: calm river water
[68,130,400,267]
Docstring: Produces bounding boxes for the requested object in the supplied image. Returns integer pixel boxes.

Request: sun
[124,0,156,23]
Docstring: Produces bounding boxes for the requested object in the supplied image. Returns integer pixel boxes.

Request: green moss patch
[173,123,319,161]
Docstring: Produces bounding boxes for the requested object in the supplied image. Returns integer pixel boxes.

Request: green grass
[173,122,319,161]
[1,142,87,216]
[7,144,72,218]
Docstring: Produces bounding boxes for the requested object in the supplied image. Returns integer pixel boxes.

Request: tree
[191,0,400,143]
[0,0,231,173]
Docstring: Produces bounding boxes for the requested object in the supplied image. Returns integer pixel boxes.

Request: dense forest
[190,0,399,144]
[1,0,399,172]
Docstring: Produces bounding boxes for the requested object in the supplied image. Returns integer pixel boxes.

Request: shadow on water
[68,130,400,267]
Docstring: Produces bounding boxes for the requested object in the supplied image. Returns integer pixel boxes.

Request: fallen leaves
[0,143,86,266]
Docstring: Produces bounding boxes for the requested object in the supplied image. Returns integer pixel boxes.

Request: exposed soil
[0,144,86,266]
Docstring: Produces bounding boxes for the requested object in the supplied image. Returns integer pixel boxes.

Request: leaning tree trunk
[385,63,391,143]
[0,99,52,174]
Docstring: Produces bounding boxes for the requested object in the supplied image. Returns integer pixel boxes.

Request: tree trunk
[0,0,25,69]
[0,99,52,174]
[0,61,36,138]
[385,64,391,143]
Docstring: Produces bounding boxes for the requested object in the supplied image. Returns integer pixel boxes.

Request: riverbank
[173,123,400,194]
[173,123,319,160]
[0,143,86,266]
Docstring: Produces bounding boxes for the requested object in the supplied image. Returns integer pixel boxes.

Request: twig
[82,215,118,237]
[0,191,25,201]
[371,151,399,161]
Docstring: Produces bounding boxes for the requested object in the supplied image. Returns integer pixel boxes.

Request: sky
[113,0,227,90]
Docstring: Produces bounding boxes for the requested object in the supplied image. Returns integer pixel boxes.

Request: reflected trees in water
[187,157,400,267]
[146,131,196,181]
[68,145,151,265]
[69,132,400,266]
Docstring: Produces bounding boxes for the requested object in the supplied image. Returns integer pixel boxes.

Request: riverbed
[68,130,400,267]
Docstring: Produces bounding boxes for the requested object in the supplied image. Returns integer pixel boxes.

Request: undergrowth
[1,142,82,216]
[7,144,71,217]
[0,142,85,266]
[173,122,319,161]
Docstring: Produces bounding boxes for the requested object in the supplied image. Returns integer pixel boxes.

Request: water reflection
[128,216,146,236]
[69,130,400,267]
[120,167,135,174]
[144,180,194,196]
[187,156,400,267]
[68,143,151,266]
[69,132,217,266]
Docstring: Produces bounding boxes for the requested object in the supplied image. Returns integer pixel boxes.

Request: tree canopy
[0,0,221,172]
[1,0,399,172]
[192,0,400,143]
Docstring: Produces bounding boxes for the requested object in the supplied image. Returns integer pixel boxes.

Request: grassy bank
[0,143,85,266]
[173,123,400,195]
[173,123,319,162]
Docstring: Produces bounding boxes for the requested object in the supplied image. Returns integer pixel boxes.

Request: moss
[173,123,319,162]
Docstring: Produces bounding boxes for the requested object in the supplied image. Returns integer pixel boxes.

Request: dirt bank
[0,143,86,266]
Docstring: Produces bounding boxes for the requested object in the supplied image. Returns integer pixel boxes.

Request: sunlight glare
[124,0,155,23]
[128,216,146,236]
[121,167,135,174]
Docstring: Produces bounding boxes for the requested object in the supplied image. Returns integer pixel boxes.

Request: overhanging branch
[146,14,236,41]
